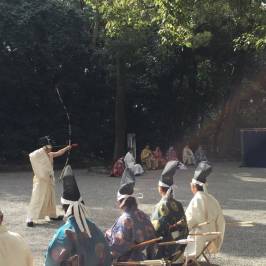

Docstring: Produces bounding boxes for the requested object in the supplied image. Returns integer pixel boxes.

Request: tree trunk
[92,3,99,48]
[113,54,126,160]
[79,0,85,10]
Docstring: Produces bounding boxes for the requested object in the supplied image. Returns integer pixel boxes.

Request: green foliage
[192,31,212,49]
[234,27,266,51]
[99,0,152,36]
[0,0,92,161]
[0,0,265,162]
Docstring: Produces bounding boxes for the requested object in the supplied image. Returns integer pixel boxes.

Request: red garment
[111,158,125,177]
[153,147,166,168]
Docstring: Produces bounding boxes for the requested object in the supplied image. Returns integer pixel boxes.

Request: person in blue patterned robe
[45,165,112,266]
[45,216,111,266]
[105,182,156,261]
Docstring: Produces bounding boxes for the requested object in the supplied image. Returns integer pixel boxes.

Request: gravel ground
[0,161,266,266]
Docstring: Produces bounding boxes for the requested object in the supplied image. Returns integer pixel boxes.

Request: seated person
[151,161,188,261]
[166,146,177,161]
[45,165,112,266]
[0,209,33,266]
[153,146,166,169]
[185,162,225,261]
[194,145,207,164]
[140,145,154,170]
[105,182,156,261]
[111,157,125,177]
[182,145,195,165]
[124,148,144,175]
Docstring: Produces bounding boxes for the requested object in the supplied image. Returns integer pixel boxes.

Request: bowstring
[55,86,72,180]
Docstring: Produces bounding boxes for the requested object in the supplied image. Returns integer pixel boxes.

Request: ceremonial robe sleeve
[45,227,72,266]
[21,236,34,266]
[141,149,150,161]
[151,201,170,236]
[185,195,205,231]
[207,198,226,253]
[214,211,225,251]
[106,216,135,259]
[173,202,188,234]
[15,233,34,266]
[29,148,54,179]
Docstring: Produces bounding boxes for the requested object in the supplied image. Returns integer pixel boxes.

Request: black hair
[62,204,70,213]
[121,197,137,210]
[195,184,204,191]
[160,186,169,193]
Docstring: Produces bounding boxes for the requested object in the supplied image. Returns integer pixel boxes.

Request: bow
[55,85,72,179]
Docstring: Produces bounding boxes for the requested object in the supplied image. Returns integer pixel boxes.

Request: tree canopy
[0,0,265,163]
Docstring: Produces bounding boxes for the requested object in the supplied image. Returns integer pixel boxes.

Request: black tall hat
[193,161,212,184]
[117,181,135,202]
[61,165,91,237]
[120,167,135,186]
[159,160,181,187]
[61,165,81,202]
[38,136,55,147]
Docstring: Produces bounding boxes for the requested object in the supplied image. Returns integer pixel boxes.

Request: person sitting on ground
[124,148,144,175]
[105,182,156,261]
[0,209,33,266]
[110,157,125,177]
[194,145,207,164]
[140,144,152,169]
[45,165,112,266]
[153,146,166,169]
[141,145,157,170]
[151,161,188,261]
[184,161,225,263]
[182,144,195,166]
[166,146,177,161]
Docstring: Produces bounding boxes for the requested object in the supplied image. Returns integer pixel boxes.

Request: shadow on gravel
[222,215,266,258]
[34,221,64,229]
[218,170,266,211]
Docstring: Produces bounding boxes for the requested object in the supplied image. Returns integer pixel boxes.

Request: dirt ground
[0,161,266,266]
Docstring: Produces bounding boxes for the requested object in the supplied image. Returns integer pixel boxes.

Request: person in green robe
[151,161,188,261]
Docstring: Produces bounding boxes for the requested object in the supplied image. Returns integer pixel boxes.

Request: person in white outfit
[185,161,225,263]
[26,136,72,227]
[124,148,144,176]
[0,210,33,266]
[182,145,196,165]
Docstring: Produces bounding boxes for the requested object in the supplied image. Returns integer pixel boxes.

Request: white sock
[26,218,32,223]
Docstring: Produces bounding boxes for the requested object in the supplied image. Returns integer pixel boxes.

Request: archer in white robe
[185,191,225,258]
[28,147,57,220]
[0,224,33,266]
[124,151,144,175]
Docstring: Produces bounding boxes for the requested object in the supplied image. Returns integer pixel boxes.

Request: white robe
[0,224,33,266]
[28,148,57,220]
[185,191,225,258]
[182,147,195,165]
[124,152,144,175]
